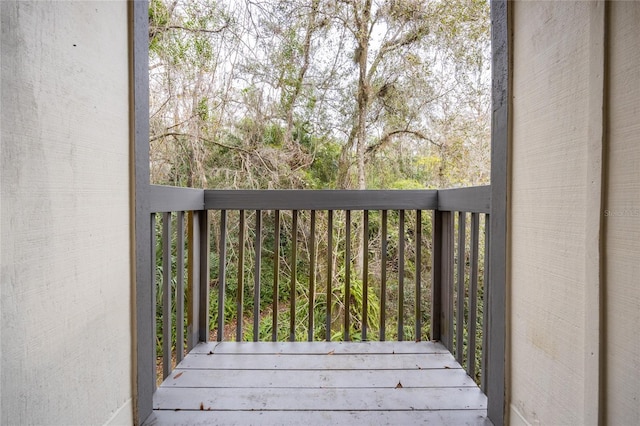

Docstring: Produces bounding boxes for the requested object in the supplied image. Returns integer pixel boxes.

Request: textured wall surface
[1,1,132,424]
[510,1,640,424]
[510,1,591,424]
[605,2,640,424]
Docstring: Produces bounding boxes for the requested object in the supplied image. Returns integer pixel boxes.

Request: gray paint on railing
[236,210,246,342]
[197,211,210,343]
[414,210,423,341]
[362,211,369,341]
[438,186,491,214]
[205,190,438,211]
[290,211,298,342]
[344,211,351,341]
[308,211,316,342]
[481,216,490,394]
[488,0,509,423]
[430,211,442,342]
[325,211,333,342]
[162,213,172,380]
[217,211,227,342]
[272,211,280,342]
[253,211,262,342]
[380,211,388,341]
[150,185,204,213]
[467,213,480,381]
[456,212,466,364]
[175,212,185,363]
[398,210,405,341]
[187,213,201,349]
[133,0,154,421]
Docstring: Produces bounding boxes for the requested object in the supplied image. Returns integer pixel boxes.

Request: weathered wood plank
[145,409,491,426]
[175,353,459,370]
[153,387,486,411]
[189,340,450,355]
[161,367,478,389]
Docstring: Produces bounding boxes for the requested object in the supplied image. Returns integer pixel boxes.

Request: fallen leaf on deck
[200,402,204,410]
[395,381,403,389]
[327,350,335,355]
[208,351,214,355]
[444,366,451,369]
[174,372,183,379]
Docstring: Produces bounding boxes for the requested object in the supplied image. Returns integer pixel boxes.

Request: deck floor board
[146,341,490,425]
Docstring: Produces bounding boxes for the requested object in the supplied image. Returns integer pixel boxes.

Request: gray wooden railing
[149,185,490,387]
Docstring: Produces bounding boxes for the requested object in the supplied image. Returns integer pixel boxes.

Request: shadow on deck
[144,341,490,425]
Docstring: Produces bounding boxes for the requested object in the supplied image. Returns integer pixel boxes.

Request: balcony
[140,185,494,425]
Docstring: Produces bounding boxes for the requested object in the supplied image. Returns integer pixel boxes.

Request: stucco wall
[1,2,133,424]
[605,2,640,424]
[510,1,640,424]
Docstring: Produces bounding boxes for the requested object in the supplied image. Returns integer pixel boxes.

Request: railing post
[432,209,454,350]
[187,210,210,348]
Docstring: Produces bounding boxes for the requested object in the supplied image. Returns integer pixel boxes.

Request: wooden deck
[144,341,490,425]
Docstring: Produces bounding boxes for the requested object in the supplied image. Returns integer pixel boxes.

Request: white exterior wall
[605,2,640,424]
[509,1,640,424]
[510,2,591,424]
[1,2,133,424]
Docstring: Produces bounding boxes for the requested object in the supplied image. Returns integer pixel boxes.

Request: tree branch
[149,132,252,154]
[365,129,442,159]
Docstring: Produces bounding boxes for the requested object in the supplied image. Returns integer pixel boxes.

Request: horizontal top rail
[437,186,491,214]
[150,185,204,213]
[148,185,491,213]
[205,190,439,211]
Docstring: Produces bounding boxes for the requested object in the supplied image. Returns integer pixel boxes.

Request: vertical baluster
[456,212,466,364]
[253,210,262,342]
[151,213,158,375]
[217,211,227,342]
[444,212,455,351]
[481,214,490,393]
[197,211,210,343]
[415,209,422,341]
[308,211,316,342]
[344,210,351,341]
[236,210,245,342]
[186,212,198,350]
[362,210,369,341]
[272,211,280,342]
[326,210,333,341]
[398,210,405,341]
[290,210,298,342]
[175,211,185,363]
[468,212,480,380]
[380,210,388,341]
[162,212,172,379]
